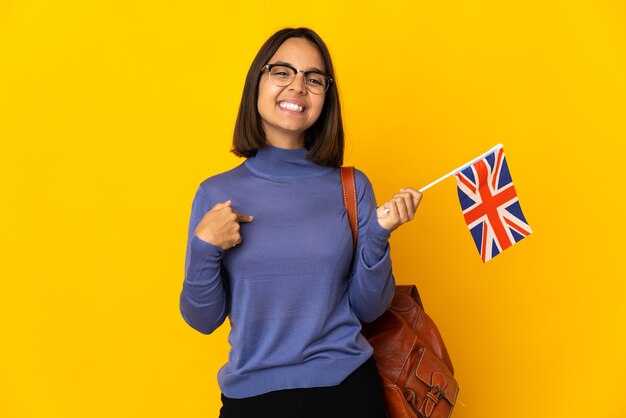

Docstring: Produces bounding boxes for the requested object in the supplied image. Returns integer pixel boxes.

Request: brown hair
[231,27,344,167]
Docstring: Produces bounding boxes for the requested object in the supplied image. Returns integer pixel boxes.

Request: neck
[244,145,333,180]
[265,133,305,150]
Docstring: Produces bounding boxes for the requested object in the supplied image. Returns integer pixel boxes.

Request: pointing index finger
[234,210,254,223]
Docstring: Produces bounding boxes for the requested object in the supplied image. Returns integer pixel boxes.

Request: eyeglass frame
[262,63,334,94]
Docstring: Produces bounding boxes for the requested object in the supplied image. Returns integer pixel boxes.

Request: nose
[289,71,307,94]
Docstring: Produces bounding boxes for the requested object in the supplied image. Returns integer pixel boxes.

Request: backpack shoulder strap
[340,166,358,253]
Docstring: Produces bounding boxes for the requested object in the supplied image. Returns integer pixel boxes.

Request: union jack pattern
[455,146,532,262]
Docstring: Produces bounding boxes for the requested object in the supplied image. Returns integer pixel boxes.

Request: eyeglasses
[262,63,333,95]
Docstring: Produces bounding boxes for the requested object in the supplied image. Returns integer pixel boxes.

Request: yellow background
[2,1,625,417]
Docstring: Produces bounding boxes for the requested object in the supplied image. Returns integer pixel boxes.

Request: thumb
[210,200,232,212]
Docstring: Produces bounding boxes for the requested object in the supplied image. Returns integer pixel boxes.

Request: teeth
[279,102,304,112]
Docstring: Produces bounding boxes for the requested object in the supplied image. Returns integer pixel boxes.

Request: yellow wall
[2,1,625,417]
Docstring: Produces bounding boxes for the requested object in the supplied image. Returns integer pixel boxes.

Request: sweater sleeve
[347,170,395,324]
[179,185,229,334]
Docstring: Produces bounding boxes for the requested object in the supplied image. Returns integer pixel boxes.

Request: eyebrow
[273,61,326,74]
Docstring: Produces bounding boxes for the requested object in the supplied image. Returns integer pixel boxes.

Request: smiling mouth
[278,102,305,113]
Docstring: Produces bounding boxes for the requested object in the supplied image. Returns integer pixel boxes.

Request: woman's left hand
[376,187,423,231]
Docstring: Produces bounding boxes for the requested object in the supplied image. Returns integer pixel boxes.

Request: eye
[270,65,295,79]
[306,74,326,86]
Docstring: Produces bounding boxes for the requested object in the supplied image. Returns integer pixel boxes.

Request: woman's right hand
[194,200,253,250]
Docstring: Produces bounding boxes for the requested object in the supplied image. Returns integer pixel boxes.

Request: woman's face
[257,37,327,149]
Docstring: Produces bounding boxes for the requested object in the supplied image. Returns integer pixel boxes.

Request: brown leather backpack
[341,167,460,418]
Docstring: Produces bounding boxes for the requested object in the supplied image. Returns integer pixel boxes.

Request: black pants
[219,356,388,418]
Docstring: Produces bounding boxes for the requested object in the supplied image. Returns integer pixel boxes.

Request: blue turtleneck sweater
[180,146,394,399]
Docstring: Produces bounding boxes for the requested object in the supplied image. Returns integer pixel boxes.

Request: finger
[210,200,232,212]
[378,200,399,229]
[400,187,423,208]
[228,235,243,250]
[234,210,254,223]
[378,198,399,218]
[377,204,390,218]
[393,195,410,223]
[395,192,415,220]
[404,191,417,218]
[405,192,417,219]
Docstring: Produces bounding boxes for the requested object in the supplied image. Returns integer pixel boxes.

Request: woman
[180,27,422,418]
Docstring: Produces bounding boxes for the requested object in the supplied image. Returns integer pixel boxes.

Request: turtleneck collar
[244,146,334,180]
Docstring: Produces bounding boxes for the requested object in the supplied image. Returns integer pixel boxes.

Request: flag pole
[418,144,503,193]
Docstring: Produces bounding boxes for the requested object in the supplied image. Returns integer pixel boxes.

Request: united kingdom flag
[455,146,532,262]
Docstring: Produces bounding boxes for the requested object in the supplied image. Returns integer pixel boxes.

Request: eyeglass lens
[267,65,328,94]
